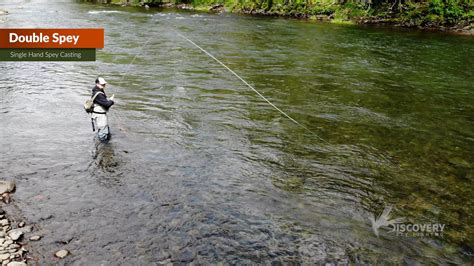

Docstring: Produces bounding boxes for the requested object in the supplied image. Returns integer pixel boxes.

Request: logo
[369,205,446,237]
[369,205,405,237]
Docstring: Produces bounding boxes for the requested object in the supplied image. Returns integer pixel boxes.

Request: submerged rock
[55,249,69,259]
[178,249,195,263]
[29,235,41,241]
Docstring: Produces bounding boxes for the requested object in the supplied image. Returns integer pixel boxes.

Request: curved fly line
[175,31,333,147]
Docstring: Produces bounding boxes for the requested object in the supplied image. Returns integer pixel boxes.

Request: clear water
[0,1,473,264]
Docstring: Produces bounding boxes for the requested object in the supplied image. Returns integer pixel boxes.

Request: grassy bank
[107,0,473,32]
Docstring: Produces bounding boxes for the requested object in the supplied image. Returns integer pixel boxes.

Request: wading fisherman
[90,77,114,142]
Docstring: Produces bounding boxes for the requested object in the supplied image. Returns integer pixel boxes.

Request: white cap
[97,77,107,85]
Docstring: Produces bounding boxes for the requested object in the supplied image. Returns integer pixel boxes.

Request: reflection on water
[0,0,473,264]
[91,141,123,187]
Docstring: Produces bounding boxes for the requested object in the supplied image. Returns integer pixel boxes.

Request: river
[0,0,473,264]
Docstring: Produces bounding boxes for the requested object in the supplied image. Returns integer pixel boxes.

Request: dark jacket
[92,86,114,110]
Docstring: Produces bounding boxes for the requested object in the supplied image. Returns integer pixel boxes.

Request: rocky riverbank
[0,181,29,265]
[0,180,69,265]
[235,7,473,35]
[0,211,31,266]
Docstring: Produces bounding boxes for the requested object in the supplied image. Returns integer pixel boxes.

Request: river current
[0,1,473,264]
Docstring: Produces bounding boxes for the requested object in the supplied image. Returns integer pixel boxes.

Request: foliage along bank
[108,0,473,33]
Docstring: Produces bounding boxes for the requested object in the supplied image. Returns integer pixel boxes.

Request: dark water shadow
[89,139,124,188]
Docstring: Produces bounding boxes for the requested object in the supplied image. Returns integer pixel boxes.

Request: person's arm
[94,93,114,109]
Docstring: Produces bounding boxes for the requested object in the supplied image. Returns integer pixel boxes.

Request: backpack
[84,92,103,113]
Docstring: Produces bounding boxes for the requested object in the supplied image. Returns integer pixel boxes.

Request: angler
[89,77,114,142]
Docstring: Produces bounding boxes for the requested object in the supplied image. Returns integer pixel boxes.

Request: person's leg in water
[95,114,111,142]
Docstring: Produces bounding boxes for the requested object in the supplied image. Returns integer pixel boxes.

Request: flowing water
[0,0,473,264]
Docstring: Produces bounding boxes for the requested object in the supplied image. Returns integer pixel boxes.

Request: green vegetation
[110,0,473,29]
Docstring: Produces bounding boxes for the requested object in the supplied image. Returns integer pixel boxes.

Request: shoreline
[0,181,30,265]
[0,180,68,265]
[108,2,473,36]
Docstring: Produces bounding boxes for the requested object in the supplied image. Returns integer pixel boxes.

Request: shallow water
[0,0,473,264]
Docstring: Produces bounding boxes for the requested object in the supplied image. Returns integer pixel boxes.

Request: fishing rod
[106,33,157,136]
[117,35,155,85]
